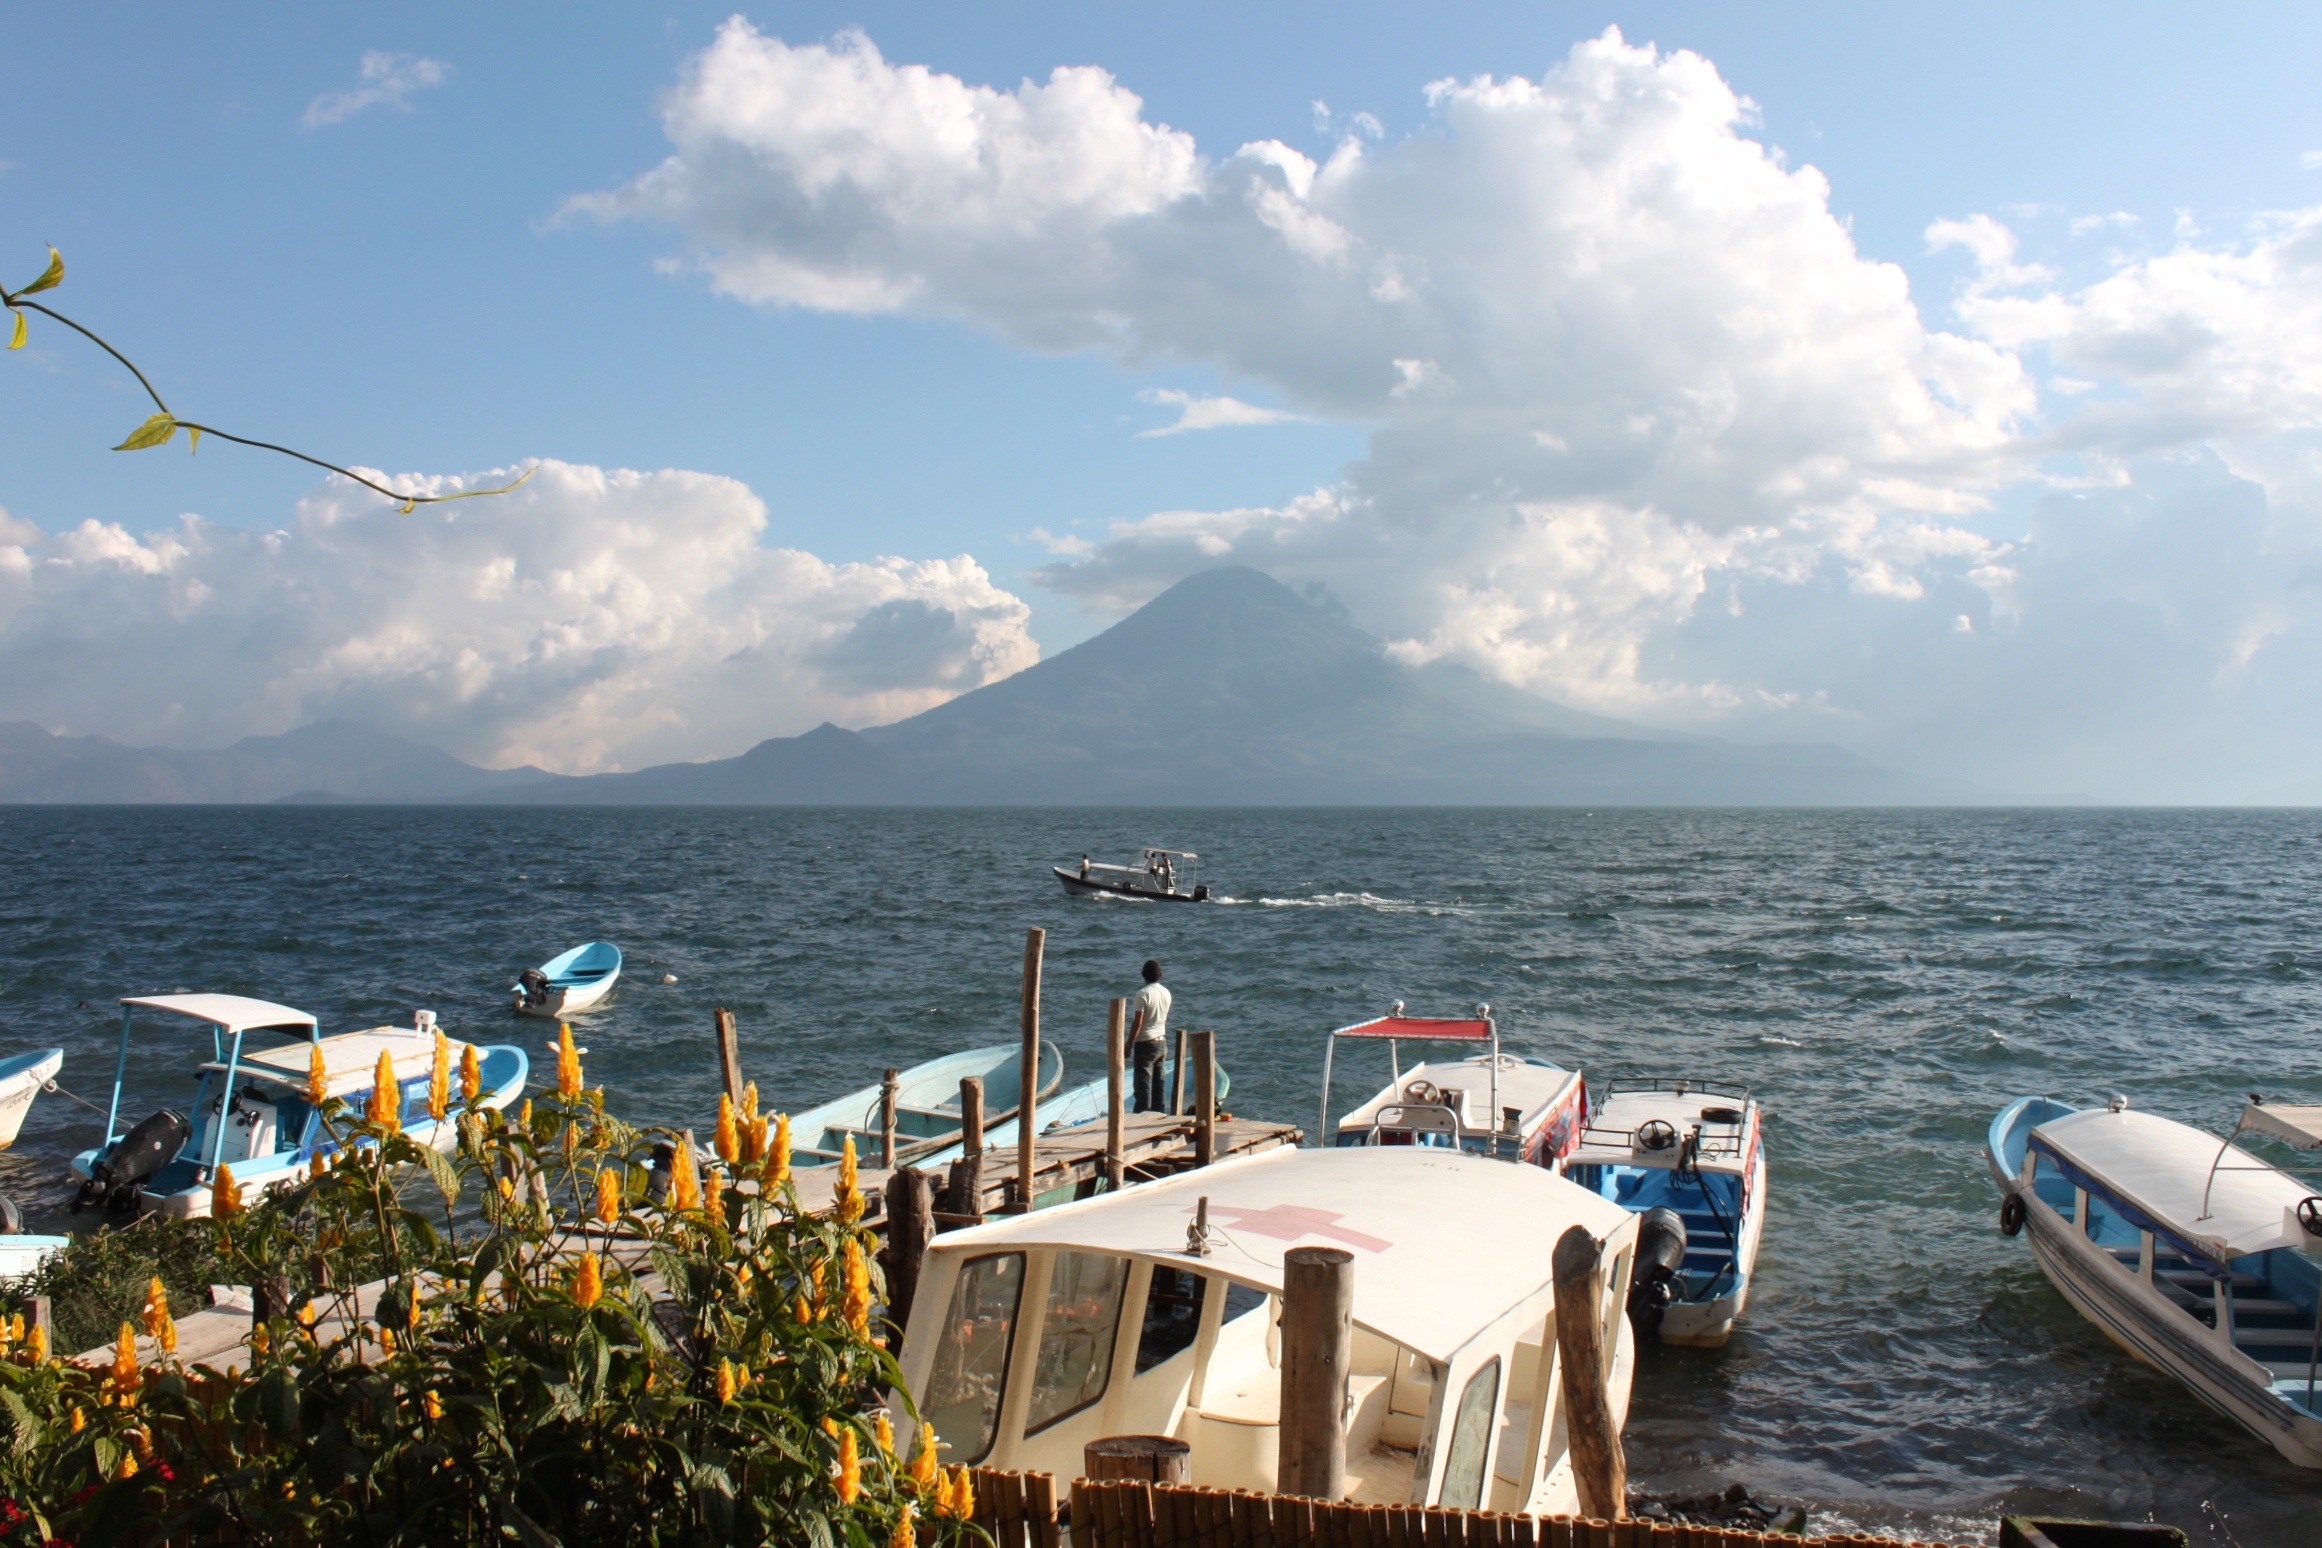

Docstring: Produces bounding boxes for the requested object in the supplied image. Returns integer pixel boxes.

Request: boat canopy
[197,1027,457,1099]
[2029,1107,2322,1270]
[1319,1004,1500,1146]
[2238,1102,2322,1151]
[1333,1015,1493,1041]
[925,1145,1630,1362]
[119,995,317,1037]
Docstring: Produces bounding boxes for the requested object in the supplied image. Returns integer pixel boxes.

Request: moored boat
[910,1056,1234,1174]
[0,1047,63,1148]
[70,994,528,1220]
[512,941,623,1018]
[784,1042,1066,1168]
[1318,1003,1586,1164]
[893,1144,1641,1511]
[1558,1080,1766,1347]
[1986,1092,2322,1469]
[1054,848,1209,902]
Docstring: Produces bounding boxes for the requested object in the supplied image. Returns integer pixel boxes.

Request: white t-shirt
[1132,982,1173,1043]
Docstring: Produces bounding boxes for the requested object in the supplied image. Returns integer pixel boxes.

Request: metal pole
[1317,1033,1337,1149]
[208,1027,246,1171]
[105,1005,132,1146]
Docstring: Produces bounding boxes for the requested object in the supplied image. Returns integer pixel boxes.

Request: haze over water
[3,805,2318,1544]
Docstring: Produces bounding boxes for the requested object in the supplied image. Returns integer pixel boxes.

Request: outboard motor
[0,1196,23,1235]
[517,968,553,1010]
[647,1140,676,1205]
[1625,1205,1690,1338]
[71,1108,190,1215]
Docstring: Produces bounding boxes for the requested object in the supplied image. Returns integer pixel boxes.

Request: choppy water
[3,805,2320,1543]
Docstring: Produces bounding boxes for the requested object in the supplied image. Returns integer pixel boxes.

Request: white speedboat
[0,1048,62,1148]
[1987,1093,2322,1469]
[1054,848,1209,902]
[1318,1003,1587,1164]
[512,941,623,1018]
[71,994,528,1220]
[893,1144,1640,1513]
[1559,1081,1767,1347]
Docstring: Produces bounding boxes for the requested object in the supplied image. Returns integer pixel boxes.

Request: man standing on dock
[1127,958,1172,1113]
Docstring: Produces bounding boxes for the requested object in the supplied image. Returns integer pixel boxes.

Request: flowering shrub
[0,1026,978,1547]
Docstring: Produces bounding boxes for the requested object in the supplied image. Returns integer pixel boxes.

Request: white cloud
[579,22,2322,798]
[304,51,450,129]
[0,461,1036,773]
[2303,150,2322,172]
[1134,389,1308,437]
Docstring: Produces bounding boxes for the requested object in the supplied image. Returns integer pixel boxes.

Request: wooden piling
[1192,1029,1217,1167]
[1172,1025,1190,1116]
[952,1075,986,1218]
[1106,998,1128,1191]
[879,1067,899,1171]
[713,1007,744,1108]
[1018,927,1044,1213]
[29,1295,50,1353]
[1280,1244,1354,1501]
[885,1165,936,1340]
[1550,1226,1626,1520]
[1084,1434,1192,1485]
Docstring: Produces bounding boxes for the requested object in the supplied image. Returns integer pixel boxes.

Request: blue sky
[8,4,2322,795]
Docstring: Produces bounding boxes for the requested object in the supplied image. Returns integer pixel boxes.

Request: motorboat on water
[0,1048,63,1148]
[512,941,623,1018]
[1986,1092,2322,1469]
[893,1144,1641,1513]
[1317,1003,1587,1164]
[71,994,528,1220]
[783,1042,1066,1168]
[1054,848,1209,903]
[1559,1080,1766,1347]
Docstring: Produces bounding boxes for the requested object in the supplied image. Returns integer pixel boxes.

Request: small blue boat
[513,941,623,1018]
[786,1042,1066,1167]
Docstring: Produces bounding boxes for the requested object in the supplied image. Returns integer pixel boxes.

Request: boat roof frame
[1318,1002,1500,1149]
[105,993,324,1174]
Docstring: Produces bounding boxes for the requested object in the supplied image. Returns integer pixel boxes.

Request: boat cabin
[894,1146,1640,1515]
[1319,1006,1585,1165]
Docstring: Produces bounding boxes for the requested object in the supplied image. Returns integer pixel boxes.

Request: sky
[5,3,2322,799]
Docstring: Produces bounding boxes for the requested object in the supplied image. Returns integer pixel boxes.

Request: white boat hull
[512,974,616,1019]
[1989,1151,2322,1470]
[0,1051,61,1148]
[0,1234,67,1281]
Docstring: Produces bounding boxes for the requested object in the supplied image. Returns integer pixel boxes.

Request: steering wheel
[1403,1079,1441,1105]
[1634,1119,1680,1152]
[2298,1196,2322,1239]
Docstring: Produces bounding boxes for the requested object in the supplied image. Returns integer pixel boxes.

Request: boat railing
[1596,1076,1753,1104]
[1575,1119,1749,1161]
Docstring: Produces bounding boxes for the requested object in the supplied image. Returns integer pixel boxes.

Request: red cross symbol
[1193,1202,1393,1253]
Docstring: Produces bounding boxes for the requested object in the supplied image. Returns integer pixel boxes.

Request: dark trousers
[1132,1038,1169,1113]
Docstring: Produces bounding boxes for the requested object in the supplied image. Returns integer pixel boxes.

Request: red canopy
[1331,1016,1494,1041]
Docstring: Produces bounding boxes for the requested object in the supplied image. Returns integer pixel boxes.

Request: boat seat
[894,1105,960,1120]
[2157,1268,2265,1293]
[2225,1299,2311,1321]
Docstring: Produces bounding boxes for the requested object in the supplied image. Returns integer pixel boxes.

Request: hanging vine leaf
[113,411,178,451]
[18,248,62,296]
[6,311,22,350]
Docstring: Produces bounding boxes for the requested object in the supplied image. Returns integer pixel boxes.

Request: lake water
[3,804,2318,1544]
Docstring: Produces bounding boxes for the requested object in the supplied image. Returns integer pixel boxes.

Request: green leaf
[6,310,22,350]
[20,247,62,296]
[186,425,200,455]
[420,1141,461,1207]
[114,412,177,451]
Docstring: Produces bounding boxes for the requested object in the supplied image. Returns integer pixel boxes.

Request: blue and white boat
[71,994,528,1220]
[512,941,623,1019]
[1987,1093,2322,1469]
[785,1042,1066,1168]
[1558,1080,1766,1347]
[909,1055,1233,1173]
[0,1047,63,1148]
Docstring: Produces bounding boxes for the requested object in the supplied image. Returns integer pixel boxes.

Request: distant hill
[496,567,1958,805]
[0,568,1966,806]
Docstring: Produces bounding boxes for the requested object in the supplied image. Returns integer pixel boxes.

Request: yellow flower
[211,1163,243,1218]
[249,1325,269,1356]
[378,1325,396,1357]
[821,1415,840,1439]
[572,1251,604,1311]
[909,1425,939,1489]
[770,1113,791,1188]
[704,1168,725,1221]
[142,1277,176,1357]
[715,1357,737,1404]
[520,1098,533,1131]
[366,1050,402,1135]
[109,1321,139,1402]
[593,1167,622,1225]
[740,1113,764,1166]
[950,1465,974,1520]
[836,1425,861,1505]
[497,1176,515,1199]
[404,1283,422,1330]
[459,1042,482,1105]
[931,1466,954,1516]
[742,1080,759,1123]
[837,1134,863,1227]
[889,1501,917,1548]
[305,1041,329,1104]
[3,1312,18,1344]
[555,1022,582,1099]
[428,1029,451,1121]
[794,1294,812,1324]
[671,1142,702,1213]
[715,1092,739,1163]
[113,1450,138,1482]
[296,1303,318,1329]
[841,1236,872,1337]
[68,1405,84,1433]
[875,1411,894,1457]
[424,1389,444,1421]
[26,1324,46,1364]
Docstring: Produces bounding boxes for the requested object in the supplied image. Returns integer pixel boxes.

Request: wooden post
[1279,1245,1353,1500]
[1084,1434,1192,1484]
[1106,998,1127,1191]
[885,1166,936,1342]
[1018,927,1044,1213]
[1171,1026,1190,1116]
[952,1075,985,1216]
[29,1295,51,1351]
[713,1007,744,1108]
[879,1067,899,1170]
[1551,1224,1627,1520]
[1192,1028,1217,1167]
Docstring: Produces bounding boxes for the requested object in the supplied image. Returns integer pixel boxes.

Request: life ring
[1999,1194,2027,1237]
